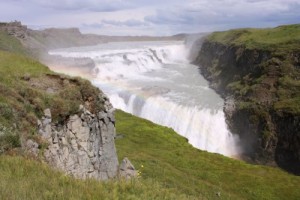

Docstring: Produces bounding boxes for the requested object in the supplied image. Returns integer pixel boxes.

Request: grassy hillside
[115,110,300,200]
[0,30,28,55]
[207,24,300,51]
[0,38,108,154]
[1,110,300,199]
[0,156,192,200]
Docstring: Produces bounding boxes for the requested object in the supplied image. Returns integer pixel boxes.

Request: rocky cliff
[35,103,118,180]
[0,21,28,39]
[193,25,300,174]
[0,45,120,180]
[30,77,120,180]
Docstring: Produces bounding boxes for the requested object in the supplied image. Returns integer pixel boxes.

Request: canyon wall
[193,26,300,174]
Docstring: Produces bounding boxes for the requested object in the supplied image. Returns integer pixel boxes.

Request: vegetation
[0,156,192,200]
[0,34,106,154]
[199,24,300,173]
[207,24,300,51]
[205,24,300,115]
[0,110,299,199]
[0,30,28,55]
[115,110,300,200]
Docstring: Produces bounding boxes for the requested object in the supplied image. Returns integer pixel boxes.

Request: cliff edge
[194,24,300,174]
[0,32,119,180]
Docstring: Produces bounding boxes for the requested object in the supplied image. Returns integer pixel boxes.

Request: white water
[49,41,241,157]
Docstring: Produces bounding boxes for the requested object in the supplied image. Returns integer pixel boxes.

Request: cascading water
[49,41,241,157]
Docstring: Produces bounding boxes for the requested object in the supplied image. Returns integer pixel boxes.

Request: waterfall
[49,41,241,157]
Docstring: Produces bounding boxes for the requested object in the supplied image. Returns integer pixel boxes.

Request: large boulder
[38,105,119,180]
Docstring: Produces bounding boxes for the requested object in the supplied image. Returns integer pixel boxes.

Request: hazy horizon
[0,0,300,36]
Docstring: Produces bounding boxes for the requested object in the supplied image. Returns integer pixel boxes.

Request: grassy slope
[1,110,300,199]
[0,31,28,55]
[0,50,99,139]
[115,110,300,200]
[207,24,300,51]
[0,33,103,154]
[0,156,192,200]
[0,33,108,152]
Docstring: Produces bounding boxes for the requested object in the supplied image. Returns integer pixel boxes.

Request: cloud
[145,0,300,31]
[1,0,300,35]
[13,0,135,12]
[100,19,148,27]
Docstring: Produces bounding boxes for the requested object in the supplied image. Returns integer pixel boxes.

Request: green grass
[1,110,299,199]
[0,31,28,55]
[115,110,300,200]
[0,50,106,153]
[207,24,300,50]
[0,50,50,85]
[0,156,193,200]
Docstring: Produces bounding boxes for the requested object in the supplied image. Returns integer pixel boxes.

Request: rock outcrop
[37,104,119,180]
[0,21,28,39]
[119,157,137,180]
[193,28,300,174]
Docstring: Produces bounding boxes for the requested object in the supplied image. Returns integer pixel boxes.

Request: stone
[79,104,84,112]
[98,111,107,120]
[46,88,55,94]
[38,106,119,180]
[107,109,115,123]
[22,73,31,81]
[25,139,39,157]
[119,157,137,180]
[44,108,51,119]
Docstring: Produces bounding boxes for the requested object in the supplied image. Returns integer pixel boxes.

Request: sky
[0,0,300,36]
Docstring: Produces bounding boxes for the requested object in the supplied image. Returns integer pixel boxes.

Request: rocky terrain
[0,21,28,39]
[193,24,300,174]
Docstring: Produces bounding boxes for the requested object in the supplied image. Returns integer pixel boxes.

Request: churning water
[49,41,240,157]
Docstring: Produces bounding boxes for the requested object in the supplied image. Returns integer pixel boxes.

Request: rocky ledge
[27,95,119,180]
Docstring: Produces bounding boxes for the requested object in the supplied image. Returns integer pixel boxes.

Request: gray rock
[22,73,31,81]
[98,111,107,120]
[224,97,235,119]
[44,108,52,119]
[25,139,39,157]
[46,88,55,94]
[38,106,119,180]
[107,109,116,123]
[119,157,137,180]
[79,104,84,112]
